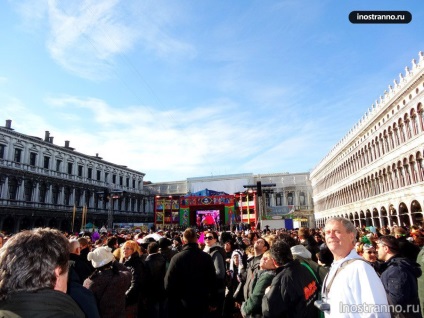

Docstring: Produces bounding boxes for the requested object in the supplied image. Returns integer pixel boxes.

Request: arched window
[388,127,394,150]
[410,109,419,135]
[409,156,418,184]
[384,132,389,153]
[393,124,400,146]
[398,119,406,143]
[418,103,424,132]
[398,163,405,187]
[392,165,399,189]
[404,114,412,139]
[403,160,411,186]
[416,153,424,182]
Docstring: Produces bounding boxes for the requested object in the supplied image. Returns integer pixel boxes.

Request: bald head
[69,240,81,255]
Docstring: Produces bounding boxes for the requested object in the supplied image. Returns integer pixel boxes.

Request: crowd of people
[0,217,424,317]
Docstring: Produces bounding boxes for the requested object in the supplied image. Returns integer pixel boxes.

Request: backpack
[297,256,329,287]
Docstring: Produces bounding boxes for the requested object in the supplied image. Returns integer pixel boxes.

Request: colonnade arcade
[0,171,153,233]
[315,199,423,229]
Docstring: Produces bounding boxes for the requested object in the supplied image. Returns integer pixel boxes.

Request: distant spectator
[377,235,421,317]
[69,239,93,284]
[393,227,420,262]
[84,246,131,318]
[144,242,167,318]
[165,228,217,318]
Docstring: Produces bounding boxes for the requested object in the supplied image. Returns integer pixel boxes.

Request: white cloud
[10,0,196,80]
[35,93,332,181]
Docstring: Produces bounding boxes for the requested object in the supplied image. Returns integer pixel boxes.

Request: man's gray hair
[325,217,357,239]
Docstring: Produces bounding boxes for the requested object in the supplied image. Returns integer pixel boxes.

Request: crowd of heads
[0,217,423,301]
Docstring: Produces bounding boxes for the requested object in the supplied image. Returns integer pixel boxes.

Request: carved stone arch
[372,208,380,228]
[398,202,410,227]
[354,212,360,227]
[365,209,372,227]
[410,200,423,226]
[380,206,388,226]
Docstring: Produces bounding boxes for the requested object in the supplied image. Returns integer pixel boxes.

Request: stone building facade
[0,120,153,233]
[310,52,424,229]
[149,172,315,228]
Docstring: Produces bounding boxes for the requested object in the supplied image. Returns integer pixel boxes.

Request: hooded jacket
[380,255,422,316]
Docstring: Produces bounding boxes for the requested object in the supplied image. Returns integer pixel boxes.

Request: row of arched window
[315,150,424,211]
[315,102,424,193]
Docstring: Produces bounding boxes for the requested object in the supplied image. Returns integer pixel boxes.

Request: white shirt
[323,249,390,318]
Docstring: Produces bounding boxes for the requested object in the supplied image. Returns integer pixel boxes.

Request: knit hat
[159,237,172,249]
[87,246,115,268]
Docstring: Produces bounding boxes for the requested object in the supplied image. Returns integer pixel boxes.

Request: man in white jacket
[321,217,390,318]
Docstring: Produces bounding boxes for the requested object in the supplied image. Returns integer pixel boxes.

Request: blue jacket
[380,255,422,316]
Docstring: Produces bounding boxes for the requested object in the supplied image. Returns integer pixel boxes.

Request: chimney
[49,136,54,143]
[65,140,70,148]
[5,120,12,129]
[44,131,50,142]
[96,153,99,157]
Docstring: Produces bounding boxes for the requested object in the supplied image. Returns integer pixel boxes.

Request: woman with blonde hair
[120,240,145,318]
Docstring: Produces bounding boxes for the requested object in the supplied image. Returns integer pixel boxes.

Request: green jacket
[241,269,276,317]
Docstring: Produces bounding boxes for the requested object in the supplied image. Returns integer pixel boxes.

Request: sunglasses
[366,251,376,254]
[204,236,214,240]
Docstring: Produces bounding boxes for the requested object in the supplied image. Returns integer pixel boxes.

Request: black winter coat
[262,259,319,318]
[144,252,167,302]
[68,266,100,318]
[122,252,145,306]
[165,243,218,318]
[380,255,422,317]
[0,289,85,318]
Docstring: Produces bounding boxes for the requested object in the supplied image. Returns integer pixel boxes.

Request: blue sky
[1,1,423,182]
